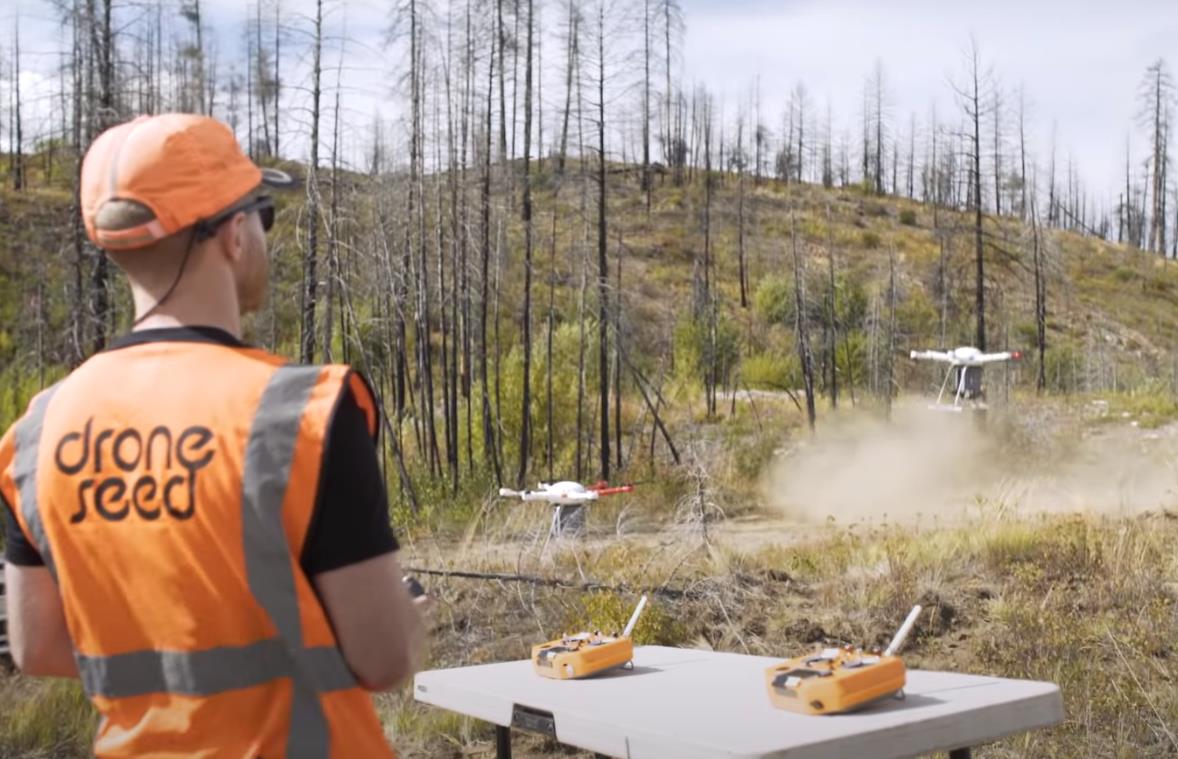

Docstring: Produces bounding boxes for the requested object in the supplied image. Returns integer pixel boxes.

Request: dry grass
[5,164,1178,757]
[4,457,1178,758]
[0,673,95,758]
[388,508,1178,758]
[382,395,1178,758]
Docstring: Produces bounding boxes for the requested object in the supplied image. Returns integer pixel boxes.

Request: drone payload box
[532,596,647,680]
[765,605,921,715]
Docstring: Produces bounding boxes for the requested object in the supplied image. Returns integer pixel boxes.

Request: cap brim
[260,167,296,188]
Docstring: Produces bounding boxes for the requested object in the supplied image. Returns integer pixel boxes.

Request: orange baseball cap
[81,113,293,251]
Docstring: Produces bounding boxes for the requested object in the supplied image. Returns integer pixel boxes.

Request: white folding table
[413,645,1063,759]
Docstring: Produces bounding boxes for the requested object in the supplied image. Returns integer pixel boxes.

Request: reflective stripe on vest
[241,364,340,757]
[20,365,358,757]
[76,640,356,698]
[13,384,61,579]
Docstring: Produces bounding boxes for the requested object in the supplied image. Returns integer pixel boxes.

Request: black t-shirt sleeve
[299,382,399,577]
[2,491,45,567]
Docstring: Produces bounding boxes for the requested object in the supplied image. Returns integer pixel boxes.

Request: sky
[5,0,1177,206]
[678,0,1178,205]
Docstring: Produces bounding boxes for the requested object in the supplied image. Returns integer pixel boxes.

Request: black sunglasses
[195,195,276,242]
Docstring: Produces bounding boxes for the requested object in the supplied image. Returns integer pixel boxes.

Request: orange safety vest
[0,338,396,759]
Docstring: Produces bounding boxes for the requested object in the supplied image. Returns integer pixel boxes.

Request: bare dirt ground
[407,401,1178,576]
[404,511,808,572]
[388,404,1178,757]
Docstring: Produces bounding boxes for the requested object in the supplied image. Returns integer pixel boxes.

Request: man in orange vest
[0,113,426,757]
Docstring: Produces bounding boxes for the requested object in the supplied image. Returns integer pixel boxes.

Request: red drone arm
[590,483,635,496]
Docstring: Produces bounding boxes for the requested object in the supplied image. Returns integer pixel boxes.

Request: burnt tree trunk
[792,218,816,431]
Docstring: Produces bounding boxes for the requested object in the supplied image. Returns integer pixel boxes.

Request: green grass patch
[0,677,96,758]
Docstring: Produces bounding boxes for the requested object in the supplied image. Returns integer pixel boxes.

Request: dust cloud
[761,400,1178,525]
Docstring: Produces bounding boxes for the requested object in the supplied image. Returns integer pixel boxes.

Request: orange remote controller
[532,595,647,679]
[765,605,922,715]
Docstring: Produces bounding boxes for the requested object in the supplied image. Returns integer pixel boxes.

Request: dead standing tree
[991,79,1004,217]
[1139,59,1173,256]
[322,43,344,364]
[699,90,717,418]
[656,0,683,184]
[299,0,324,364]
[591,0,612,480]
[83,0,119,353]
[885,245,897,420]
[825,205,839,410]
[480,1,504,485]
[869,60,888,194]
[791,216,816,432]
[10,15,25,192]
[1030,199,1048,392]
[736,113,748,308]
[556,0,579,174]
[517,0,535,487]
[1017,85,1029,220]
[641,0,653,212]
[952,36,995,351]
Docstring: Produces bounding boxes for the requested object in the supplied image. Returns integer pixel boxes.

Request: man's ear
[214,212,247,263]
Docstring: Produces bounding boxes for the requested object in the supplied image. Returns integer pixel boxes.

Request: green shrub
[1144,271,1174,295]
[1104,384,1178,428]
[899,209,917,226]
[742,351,799,391]
[835,331,868,391]
[1014,320,1039,348]
[896,288,938,339]
[0,678,96,758]
[754,275,794,327]
[861,231,881,249]
[1044,342,1080,393]
[674,315,742,390]
[563,591,688,646]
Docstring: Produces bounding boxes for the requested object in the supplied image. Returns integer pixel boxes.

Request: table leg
[495,724,512,759]
[948,749,972,759]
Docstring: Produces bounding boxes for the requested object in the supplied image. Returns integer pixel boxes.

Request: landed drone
[909,346,1021,412]
[498,480,636,536]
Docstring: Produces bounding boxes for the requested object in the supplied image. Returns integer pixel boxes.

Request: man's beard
[238,248,268,314]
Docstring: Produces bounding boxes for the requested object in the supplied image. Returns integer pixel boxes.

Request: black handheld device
[403,575,426,598]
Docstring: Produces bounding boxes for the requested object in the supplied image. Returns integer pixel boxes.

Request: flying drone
[909,346,1021,412]
[498,480,636,536]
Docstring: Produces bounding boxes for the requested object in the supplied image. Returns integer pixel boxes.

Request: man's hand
[405,575,436,622]
[5,563,78,678]
[413,591,435,618]
[403,575,425,598]
[314,552,426,692]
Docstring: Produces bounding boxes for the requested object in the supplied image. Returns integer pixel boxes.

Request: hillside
[4,159,1176,407]
[7,158,1178,526]
[4,157,1178,529]
[5,156,1178,527]
[4,159,1178,757]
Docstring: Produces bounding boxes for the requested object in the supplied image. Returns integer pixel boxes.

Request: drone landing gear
[549,505,586,539]
[549,505,563,538]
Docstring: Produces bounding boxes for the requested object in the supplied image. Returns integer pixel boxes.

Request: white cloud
[681,0,1178,206]
[5,0,1177,206]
